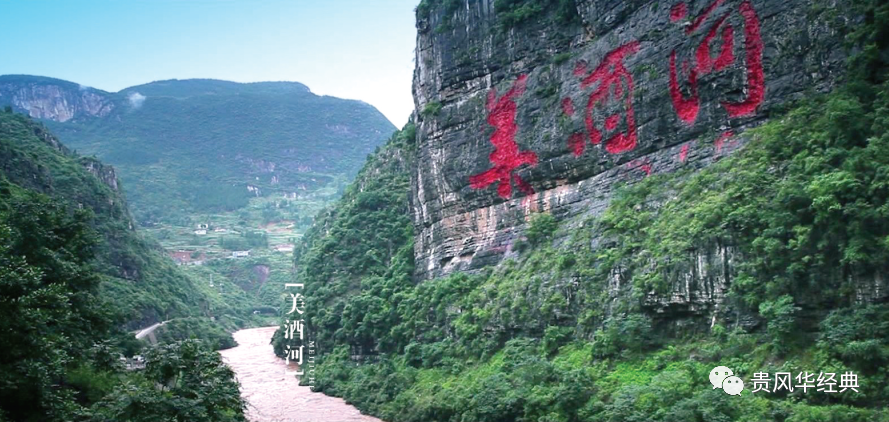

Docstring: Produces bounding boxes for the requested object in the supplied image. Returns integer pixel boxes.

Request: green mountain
[0,75,396,225]
[0,109,247,421]
[0,110,253,328]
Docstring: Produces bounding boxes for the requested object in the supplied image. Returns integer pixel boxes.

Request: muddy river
[219,326,383,422]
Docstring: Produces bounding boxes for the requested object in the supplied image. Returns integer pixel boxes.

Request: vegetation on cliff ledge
[416,0,579,32]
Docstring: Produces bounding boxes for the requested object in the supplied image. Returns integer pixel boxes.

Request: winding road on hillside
[134,320,170,341]
[220,326,383,422]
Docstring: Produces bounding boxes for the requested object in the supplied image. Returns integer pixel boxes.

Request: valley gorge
[1,0,888,421]
[273,0,889,421]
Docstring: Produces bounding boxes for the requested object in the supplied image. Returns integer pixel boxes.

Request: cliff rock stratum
[410,0,874,310]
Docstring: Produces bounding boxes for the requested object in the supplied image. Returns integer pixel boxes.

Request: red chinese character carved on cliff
[678,143,691,163]
[469,75,538,199]
[625,158,652,176]
[562,41,641,156]
[713,130,736,154]
[669,0,764,123]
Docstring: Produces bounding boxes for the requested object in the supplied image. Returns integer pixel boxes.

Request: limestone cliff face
[26,121,133,230]
[411,0,854,290]
[27,122,124,195]
[81,157,122,193]
[0,76,115,122]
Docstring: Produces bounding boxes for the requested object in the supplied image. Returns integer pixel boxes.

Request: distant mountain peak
[0,73,396,225]
[120,78,312,99]
[0,75,115,122]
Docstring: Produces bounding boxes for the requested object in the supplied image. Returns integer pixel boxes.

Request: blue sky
[0,0,418,127]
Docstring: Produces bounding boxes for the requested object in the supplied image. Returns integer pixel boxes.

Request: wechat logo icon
[710,366,744,396]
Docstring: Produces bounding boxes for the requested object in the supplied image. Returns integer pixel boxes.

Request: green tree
[0,193,111,421]
[759,295,800,354]
[91,340,246,422]
[525,213,558,246]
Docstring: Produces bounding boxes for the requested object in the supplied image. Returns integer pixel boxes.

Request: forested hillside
[273,1,889,420]
[0,111,261,327]
[272,122,417,358]
[0,110,247,421]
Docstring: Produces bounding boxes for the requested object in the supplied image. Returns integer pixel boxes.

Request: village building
[169,250,206,265]
[274,243,294,253]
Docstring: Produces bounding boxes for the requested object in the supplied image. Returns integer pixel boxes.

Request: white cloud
[127,92,146,109]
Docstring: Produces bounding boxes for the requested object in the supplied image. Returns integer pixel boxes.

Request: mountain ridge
[0,74,397,224]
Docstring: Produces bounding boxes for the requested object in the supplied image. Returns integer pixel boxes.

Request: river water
[219,326,383,422]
